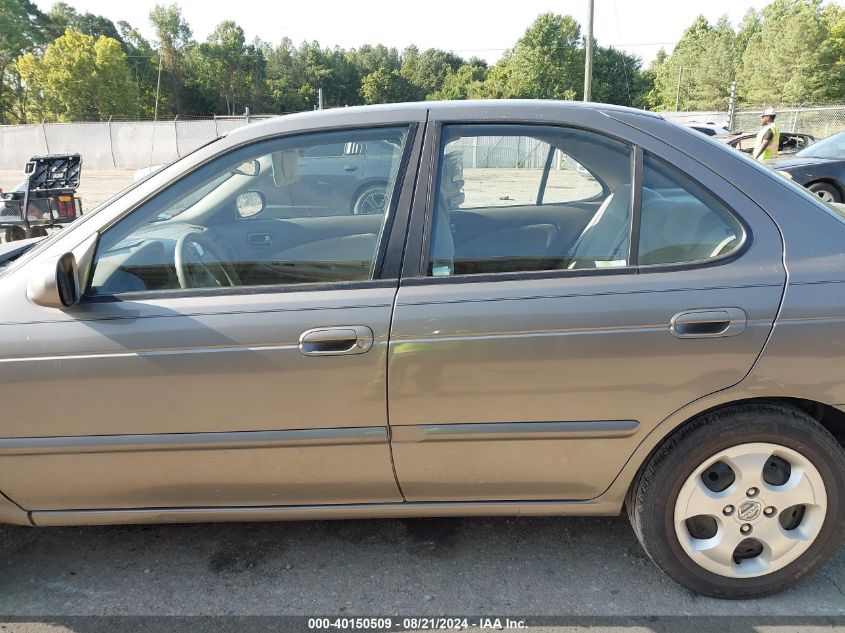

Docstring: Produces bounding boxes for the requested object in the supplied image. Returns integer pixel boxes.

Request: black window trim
[80,122,421,302]
[405,120,752,285]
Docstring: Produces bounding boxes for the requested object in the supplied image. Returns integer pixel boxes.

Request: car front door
[0,121,422,514]
[387,115,786,503]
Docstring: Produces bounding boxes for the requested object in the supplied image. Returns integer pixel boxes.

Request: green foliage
[487,13,584,100]
[0,0,47,122]
[647,1,845,111]
[738,0,831,106]
[360,68,418,104]
[45,2,123,43]
[16,29,137,121]
[648,15,738,111]
[428,59,488,101]
[15,0,845,119]
[149,3,192,114]
[400,47,463,96]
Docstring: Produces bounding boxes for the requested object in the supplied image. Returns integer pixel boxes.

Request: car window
[428,124,633,276]
[639,153,744,266]
[88,126,409,295]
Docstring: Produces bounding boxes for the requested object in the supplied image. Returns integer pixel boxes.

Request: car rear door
[387,108,786,503]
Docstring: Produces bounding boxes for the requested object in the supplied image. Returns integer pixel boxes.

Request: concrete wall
[0,117,271,171]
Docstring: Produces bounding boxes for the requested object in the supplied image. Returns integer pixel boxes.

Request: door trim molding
[390,420,639,443]
[0,427,388,456]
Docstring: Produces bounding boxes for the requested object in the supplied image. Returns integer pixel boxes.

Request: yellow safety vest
[755,122,780,161]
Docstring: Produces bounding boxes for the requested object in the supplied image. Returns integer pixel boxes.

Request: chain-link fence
[662,106,845,138]
[448,136,582,170]
[0,115,276,171]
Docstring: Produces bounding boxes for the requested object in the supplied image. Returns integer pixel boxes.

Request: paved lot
[0,170,843,631]
[0,516,843,620]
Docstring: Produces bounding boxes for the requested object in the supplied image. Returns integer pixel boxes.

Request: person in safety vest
[753,107,780,162]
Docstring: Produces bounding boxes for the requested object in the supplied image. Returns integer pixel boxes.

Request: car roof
[227,100,665,142]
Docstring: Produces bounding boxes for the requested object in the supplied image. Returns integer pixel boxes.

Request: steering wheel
[174,231,240,289]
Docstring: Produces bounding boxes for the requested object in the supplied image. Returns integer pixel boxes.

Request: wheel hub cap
[674,442,827,578]
[736,498,763,523]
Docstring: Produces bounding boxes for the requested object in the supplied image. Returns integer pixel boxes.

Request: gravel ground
[0,170,843,632]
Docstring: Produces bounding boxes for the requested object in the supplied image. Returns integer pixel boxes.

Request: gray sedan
[0,100,843,600]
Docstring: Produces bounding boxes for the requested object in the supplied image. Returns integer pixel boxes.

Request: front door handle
[670,308,747,339]
[299,326,373,356]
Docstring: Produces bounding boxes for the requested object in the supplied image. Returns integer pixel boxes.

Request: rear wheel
[627,404,845,598]
[807,181,841,203]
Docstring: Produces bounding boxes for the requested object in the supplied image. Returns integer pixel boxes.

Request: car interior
[89,128,409,294]
[429,127,743,276]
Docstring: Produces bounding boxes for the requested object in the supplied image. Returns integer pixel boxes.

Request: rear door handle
[299,326,373,356]
[670,308,747,339]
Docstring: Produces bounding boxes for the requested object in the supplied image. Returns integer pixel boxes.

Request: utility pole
[727,80,737,131]
[318,87,324,110]
[674,66,684,111]
[149,51,163,169]
[583,0,594,102]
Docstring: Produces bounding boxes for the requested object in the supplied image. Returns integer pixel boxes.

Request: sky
[33,0,776,66]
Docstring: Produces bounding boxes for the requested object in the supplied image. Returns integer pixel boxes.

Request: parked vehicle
[771,131,845,202]
[0,155,83,242]
[681,122,731,137]
[134,144,464,217]
[717,131,816,159]
[1,101,843,600]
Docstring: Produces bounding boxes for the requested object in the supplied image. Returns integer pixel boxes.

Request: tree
[481,13,584,100]
[427,59,488,100]
[149,3,192,115]
[360,68,417,104]
[738,0,830,107]
[45,2,123,43]
[0,0,46,122]
[17,29,137,121]
[648,15,738,111]
[117,21,163,118]
[192,21,252,114]
[400,47,463,96]
[591,46,652,108]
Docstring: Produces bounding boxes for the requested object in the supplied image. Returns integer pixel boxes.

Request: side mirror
[236,191,265,218]
[27,252,80,308]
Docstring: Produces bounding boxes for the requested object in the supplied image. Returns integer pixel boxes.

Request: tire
[352,184,388,215]
[807,181,841,203]
[28,226,47,238]
[4,226,25,242]
[626,403,845,599]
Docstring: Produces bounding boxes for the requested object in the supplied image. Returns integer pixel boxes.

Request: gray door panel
[389,270,783,502]
[0,287,402,509]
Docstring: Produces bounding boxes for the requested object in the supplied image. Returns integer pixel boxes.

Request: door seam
[383,113,430,502]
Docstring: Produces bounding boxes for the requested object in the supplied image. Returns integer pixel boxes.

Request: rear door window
[428,124,633,276]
